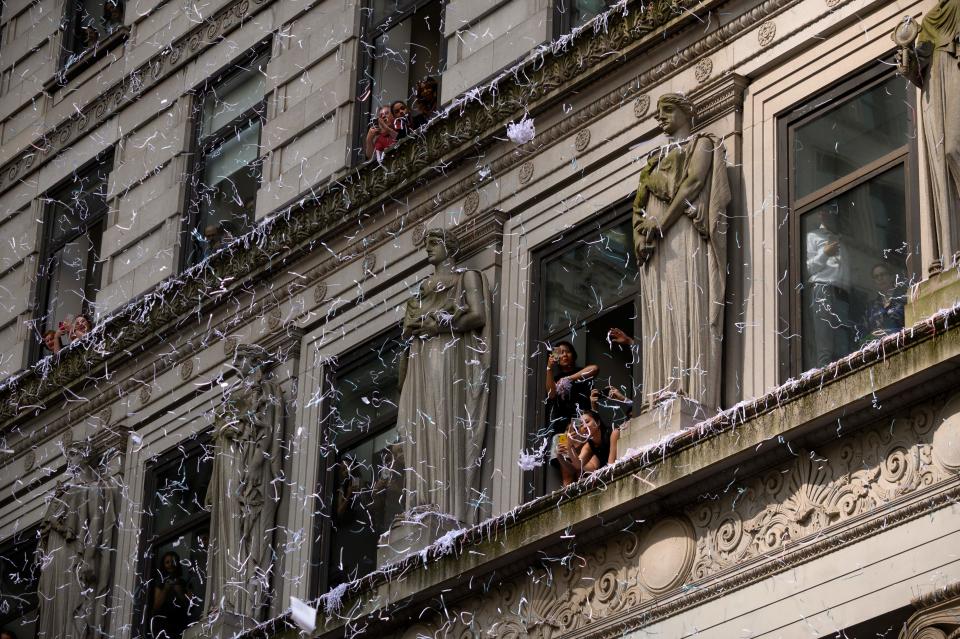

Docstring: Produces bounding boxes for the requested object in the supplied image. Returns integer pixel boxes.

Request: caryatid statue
[396,228,491,526]
[204,344,284,622]
[894,3,960,272]
[632,93,731,413]
[36,439,119,639]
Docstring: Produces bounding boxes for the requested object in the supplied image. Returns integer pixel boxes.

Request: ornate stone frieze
[339,393,960,639]
[902,581,960,638]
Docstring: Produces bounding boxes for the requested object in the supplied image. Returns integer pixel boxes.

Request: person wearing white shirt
[805,208,852,367]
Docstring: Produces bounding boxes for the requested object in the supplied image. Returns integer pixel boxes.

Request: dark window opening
[0,530,40,639]
[136,439,213,639]
[60,0,125,69]
[553,0,613,39]
[526,209,639,498]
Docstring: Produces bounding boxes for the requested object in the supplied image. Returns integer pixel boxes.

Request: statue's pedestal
[182,611,255,639]
[906,268,960,326]
[377,507,461,567]
[618,397,705,457]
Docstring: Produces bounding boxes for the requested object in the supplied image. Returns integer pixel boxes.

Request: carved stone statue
[632,93,730,412]
[396,228,491,526]
[895,3,960,272]
[204,344,284,623]
[36,439,118,639]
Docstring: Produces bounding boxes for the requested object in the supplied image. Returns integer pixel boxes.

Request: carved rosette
[634,95,651,118]
[412,223,428,246]
[362,254,377,278]
[758,21,776,46]
[266,306,282,330]
[139,385,152,406]
[314,283,328,305]
[574,129,591,153]
[694,58,713,83]
[463,191,480,216]
[178,360,194,381]
[519,162,535,184]
[224,336,240,357]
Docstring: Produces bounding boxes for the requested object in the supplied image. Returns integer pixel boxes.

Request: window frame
[310,330,404,595]
[31,150,113,363]
[133,435,213,639]
[179,47,270,272]
[524,201,639,500]
[56,0,127,80]
[353,0,447,164]
[552,0,613,39]
[776,60,921,381]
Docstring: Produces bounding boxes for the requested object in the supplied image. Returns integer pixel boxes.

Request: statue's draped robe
[917,0,960,265]
[205,379,283,620]
[633,134,730,411]
[37,475,118,639]
[398,269,491,525]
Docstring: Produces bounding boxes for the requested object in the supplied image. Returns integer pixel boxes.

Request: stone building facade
[1,0,959,637]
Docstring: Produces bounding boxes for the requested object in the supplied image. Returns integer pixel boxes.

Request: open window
[59,0,125,73]
[181,50,269,269]
[778,64,920,377]
[33,151,112,361]
[526,208,639,498]
[356,0,445,160]
[314,332,406,591]
[552,0,613,39]
[136,439,212,639]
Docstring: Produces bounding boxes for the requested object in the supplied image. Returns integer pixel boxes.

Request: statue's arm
[452,271,486,333]
[897,41,930,88]
[661,137,713,232]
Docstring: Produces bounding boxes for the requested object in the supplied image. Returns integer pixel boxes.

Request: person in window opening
[70,313,93,341]
[555,411,610,486]
[545,341,598,435]
[1,630,19,639]
[411,76,439,129]
[148,551,194,639]
[859,262,907,344]
[364,105,398,160]
[391,101,410,140]
[43,329,63,355]
[805,207,851,368]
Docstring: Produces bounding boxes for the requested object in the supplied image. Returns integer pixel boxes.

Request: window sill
[44,26,130,93]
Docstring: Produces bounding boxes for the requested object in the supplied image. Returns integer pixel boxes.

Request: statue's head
[422,228,460,266]
[64,439,94,475]
[655,93,696,136]
[233,344,273,377]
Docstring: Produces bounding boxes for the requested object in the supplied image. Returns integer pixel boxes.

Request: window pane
[196,120,262,257]
[327,425,403,587]
[151,452,212,532]
[793,76,909,199]
[800,166,913,369]
[0,534,40,639]
[542,221,637,335]
[369,2,443,107]
[561,0,609,29]
[331,339,403,442]
[43,236,93,334]
[144,532,207,639]
[201,59,267,138]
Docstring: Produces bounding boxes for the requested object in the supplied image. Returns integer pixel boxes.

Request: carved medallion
[266,306,282,330]
[574,129,591,153]
[463,191,480,216]
[61,430,73,450]
[412,223,427,246]
[314,283,328,305]
[362,254,377,276]
[97,407,112,426]
[933,393,960,472]
[695,58,713,83]
[139,385,152,406]
[825,0,841,7]
[23,450,35,472]
[638,516,696,594]
[178,360,194,381]
[225,337,240,357]
[758,21,776,46]
[519,162,534,184]
[634,95,651,119]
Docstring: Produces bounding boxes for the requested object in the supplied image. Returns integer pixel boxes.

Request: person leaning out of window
[364,105,399,160]
[554,411,611,486]
[545,341,598,434]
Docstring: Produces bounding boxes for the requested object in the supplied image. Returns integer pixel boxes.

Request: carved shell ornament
[519,161,535,184]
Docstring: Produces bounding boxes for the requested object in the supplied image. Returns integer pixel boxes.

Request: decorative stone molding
[902,583,960,638]
[695,58,713,83]
[453,209,508,261]
[23,449,35,472]
[412,223,427,247]
[225,337,240,358]
[138,385,152,406]
[932,393,960,472]
[362,254,377,278]
[178,360,194,381]
[692,73,749,131]
[574,129,591,152]
[266,306,283,330]
[758,20,776,46]
[519,161,535,184]
[634,95,651,118]
[328,392,960,639]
